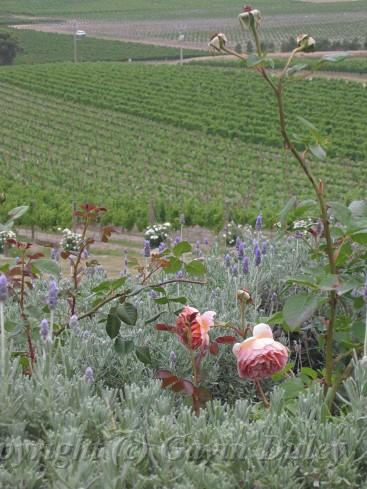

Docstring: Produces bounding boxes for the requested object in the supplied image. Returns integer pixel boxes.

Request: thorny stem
[19,249,36,366]
[190,350,201,416]
[253,42,339,394]
[0,302,5,373]
[55,278,207,337]
[255,379,270,408]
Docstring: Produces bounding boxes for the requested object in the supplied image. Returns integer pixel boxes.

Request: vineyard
[0,62,365,229]
[2,29,202,64]
[2,0,367,20]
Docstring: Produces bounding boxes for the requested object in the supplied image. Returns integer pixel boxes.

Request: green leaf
[172,241,192,257]
[92,277,126,293]
[163,256,182,274]
[154,296,187,305]
[267,311,284,325]
[114,338,134,354]
[280,196,298,227]
[309,144,326,160]
[322,52,348,63]
[350,230,367,244]
[4,319,17,332]
[106,312,121,339]
[300,367,318,380]
[116,302,138,326]
[283,294,319,331]
[335,242,353,267]
[297,116,318,133]
[329,202,351,226]
[286,63,308,76]
[185,259,206,276]
[8,205,29,221]
[281,377,304,401]
[246,54,261,67]
[33,259,60,277]
[349,200,367,220]
[145,311,167,325]
[135,346,152,365]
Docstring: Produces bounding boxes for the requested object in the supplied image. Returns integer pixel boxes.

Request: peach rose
[233,323,288,380]
[176,306,216,350]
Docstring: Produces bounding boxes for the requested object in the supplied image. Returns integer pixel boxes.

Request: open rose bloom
[176,306,216,351]
[233,323,288,380]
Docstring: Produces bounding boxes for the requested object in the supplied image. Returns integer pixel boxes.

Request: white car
[75,30,86,37]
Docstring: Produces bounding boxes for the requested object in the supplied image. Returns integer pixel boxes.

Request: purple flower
[169,351,177,368]
[143,240,151,258]
[195,240,200,249]
[237,241,245,261]
[231,264,238,277]
[158,242,166,253]
[47,280,58,310]
[204,238,209,246]
[254,244,261,267]
[69,315,79,330]
[173,236,181,246]
[224,253,231,268]
[0,274,8,302]
[261,241,267,255]
[255,213,263,231]
[149,289,159,299]
[50,247,60,262]
[176,270,184,280]
[40,319,50,343]
[84,367,94,384]
[316,219,323,236]
[242,256,249,274]
[235,236,242,250]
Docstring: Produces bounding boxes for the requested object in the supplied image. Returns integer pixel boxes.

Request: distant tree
[317,38,331,51]
[280,36,297,52]
[0,31,21,65]
[246,40,254,53]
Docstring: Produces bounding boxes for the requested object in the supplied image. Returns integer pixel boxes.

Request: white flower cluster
[222,222,242,246]
[293,219,314,230]
[145,223,171,246]
[60,228,84,252]
[0,230,16,249]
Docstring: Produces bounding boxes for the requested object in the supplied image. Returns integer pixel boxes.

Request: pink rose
[176,306,216,351]
[233,323,288,380]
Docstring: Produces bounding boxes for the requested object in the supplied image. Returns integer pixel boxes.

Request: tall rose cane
[0,273,8,373]
[209,6,339,398]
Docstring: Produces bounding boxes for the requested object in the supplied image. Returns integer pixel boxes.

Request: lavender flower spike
[0,274,8,303]
[255,213,263,232]
[40,319,51,343]
[47,280,58,310]
[242,256,249,274]
[84,367,94,384]
[143,240,151,258]
[254,244,261,267]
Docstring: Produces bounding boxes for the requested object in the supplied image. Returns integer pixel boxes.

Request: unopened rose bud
[238,6,262,31]
[296,34,316,52]
[208,32,228,53]
[237,288,252,304]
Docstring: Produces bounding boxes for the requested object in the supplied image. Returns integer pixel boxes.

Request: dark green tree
[0,31,21,65]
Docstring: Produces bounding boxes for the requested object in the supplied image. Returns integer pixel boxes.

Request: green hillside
[0,62,365,229]
[1,0,367,20]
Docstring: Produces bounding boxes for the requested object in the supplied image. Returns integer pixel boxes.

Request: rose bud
[238,6,262,30]
[296,34,316,52]
[237,288,252,304]
[208,32,228,53]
